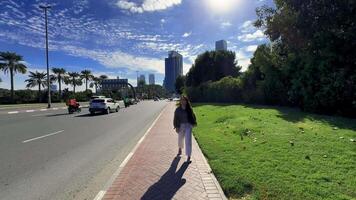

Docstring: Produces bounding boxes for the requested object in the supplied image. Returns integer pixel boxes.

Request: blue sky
[0,0,273,91]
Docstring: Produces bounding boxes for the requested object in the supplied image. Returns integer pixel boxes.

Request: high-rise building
[149,74,155,85]
[164,51,183,92]
[215,40,227,51]
[138,74,146,85]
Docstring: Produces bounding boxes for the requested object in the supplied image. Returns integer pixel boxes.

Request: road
[0,100,167,200]
[0,102,89,114]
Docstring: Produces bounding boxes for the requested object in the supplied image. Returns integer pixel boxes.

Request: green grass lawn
[193,104,356,200]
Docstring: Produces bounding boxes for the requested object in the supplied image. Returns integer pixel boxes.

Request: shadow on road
[74,113,108,117]
[141,156,190,200]
[45,113,69,117]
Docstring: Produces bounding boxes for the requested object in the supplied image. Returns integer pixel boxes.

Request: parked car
[89,98,125,115]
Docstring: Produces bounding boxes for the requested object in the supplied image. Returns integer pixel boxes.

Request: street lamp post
[39,5,52,108]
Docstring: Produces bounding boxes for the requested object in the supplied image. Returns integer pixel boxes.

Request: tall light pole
[39,5,52,108]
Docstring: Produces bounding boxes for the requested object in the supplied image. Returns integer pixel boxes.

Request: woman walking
[173,95,197,162]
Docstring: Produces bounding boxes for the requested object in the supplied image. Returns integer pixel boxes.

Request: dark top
[173,106,197,129]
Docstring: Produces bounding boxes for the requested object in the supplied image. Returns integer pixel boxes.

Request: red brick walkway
[102,102,226,200]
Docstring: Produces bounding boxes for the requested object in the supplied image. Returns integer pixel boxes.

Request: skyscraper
[164,51,183,92]
[149,74,155,85]
[215,40,227,51]
[138,74,146,85]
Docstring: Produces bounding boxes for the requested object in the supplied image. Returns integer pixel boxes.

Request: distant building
[101,77,128,91]
[215,40,227,51]
[138,74,146,85]
[50,84,57,92]
[164,51,183,92]
[149,74,155,85]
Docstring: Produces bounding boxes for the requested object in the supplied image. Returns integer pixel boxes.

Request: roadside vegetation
[179,0,356,118]
[193,104,356,200]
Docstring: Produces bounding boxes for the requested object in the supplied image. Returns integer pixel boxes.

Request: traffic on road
[0,99,167,200]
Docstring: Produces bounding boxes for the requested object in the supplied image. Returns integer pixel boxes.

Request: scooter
[66,99,82,114]
[68,105,81,114]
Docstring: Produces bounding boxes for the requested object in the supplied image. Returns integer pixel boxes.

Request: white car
[89,98,125,115]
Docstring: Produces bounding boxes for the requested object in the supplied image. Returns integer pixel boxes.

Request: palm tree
[90,76,100,93]
[80,70,93,91]
[90,75,108,94]
[65,72,82,93]
[99,75,108,83]
[52,68,66,97]
[0,51,27,101]
[25,71,46,102]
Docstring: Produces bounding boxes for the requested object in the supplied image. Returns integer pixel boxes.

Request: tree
[80,70,93,91]
[242,44,289,105]
[65,72,82,93]
[255,0,356,116]
[52,68,66,97]
[186,50,241,87]
[0,51,27,101]
[98,75,108,91]
[25,71,47,102]
[90,76,100,94]
[175,75,185,95]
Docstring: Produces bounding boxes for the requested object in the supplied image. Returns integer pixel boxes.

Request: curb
[93,104,168,200]
[193,136,228,200]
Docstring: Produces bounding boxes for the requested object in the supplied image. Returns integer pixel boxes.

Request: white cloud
[240,20,255,33]
[245,45,258,52]
[238,30,265,42]
[61,45,165,74]
[221,21,232,28]
[235,51,251,71]
[182,32,192,38]
[116,0,182,13]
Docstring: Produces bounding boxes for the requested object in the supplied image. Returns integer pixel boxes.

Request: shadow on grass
[193,103,356,131]
[141,156,189,200]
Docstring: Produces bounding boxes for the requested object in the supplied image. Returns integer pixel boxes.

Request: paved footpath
[100,102,227,200]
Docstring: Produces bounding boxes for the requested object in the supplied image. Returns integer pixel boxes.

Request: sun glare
[206,0,240,14]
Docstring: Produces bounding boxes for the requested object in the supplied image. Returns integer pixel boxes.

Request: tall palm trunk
[73,79,76,94]
[85,78,88,91]
[38,84,41,102]
[95,83,98,94]
[58,77,62,98]
[10,68,14,102]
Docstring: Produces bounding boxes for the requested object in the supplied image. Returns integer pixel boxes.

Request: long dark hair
[180,95,197,126]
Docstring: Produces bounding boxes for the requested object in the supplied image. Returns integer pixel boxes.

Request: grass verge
[193,104,356,200]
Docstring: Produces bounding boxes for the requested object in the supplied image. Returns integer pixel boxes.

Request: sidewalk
[101,102,226,200]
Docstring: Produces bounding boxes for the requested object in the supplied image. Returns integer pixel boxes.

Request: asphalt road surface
[0,100,167,200]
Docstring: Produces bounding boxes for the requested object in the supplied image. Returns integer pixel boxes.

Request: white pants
[178,123,193,157]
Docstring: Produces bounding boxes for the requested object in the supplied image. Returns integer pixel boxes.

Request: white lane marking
[40,109,48,111]
[52,108,59,110]
[61,107,67,109]
[119,152,133,168]
[26,110,35,113]
[93,191,106,200]
[22,130,64,143]
[93,104,167,200]
[31,113,52,117]
[8,111,19,114]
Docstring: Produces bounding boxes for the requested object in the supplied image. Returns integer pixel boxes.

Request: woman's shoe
[187,156,191,162]
[178,149,182,156]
